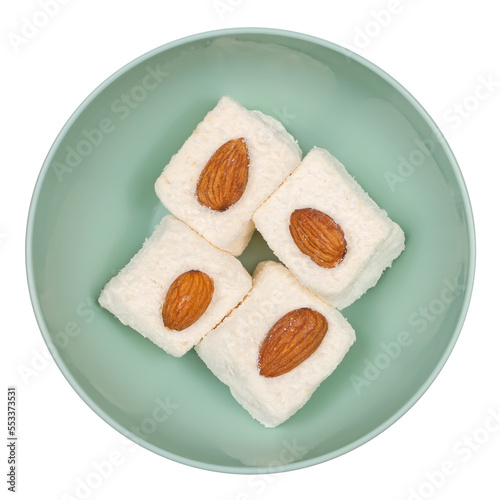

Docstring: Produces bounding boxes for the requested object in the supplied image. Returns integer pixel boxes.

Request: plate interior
[27,31,474,473]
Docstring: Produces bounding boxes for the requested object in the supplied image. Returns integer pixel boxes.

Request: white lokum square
[154,96,302,255]
[196,261,355,428]
[99,216,252,357]
[253,147,405,309]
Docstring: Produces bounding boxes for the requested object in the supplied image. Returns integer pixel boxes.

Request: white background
[2,1,499,499]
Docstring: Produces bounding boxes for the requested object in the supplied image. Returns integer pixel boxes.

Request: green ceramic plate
[26,28,475,473]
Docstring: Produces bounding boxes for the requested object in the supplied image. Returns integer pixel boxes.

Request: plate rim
[25,26,476,474]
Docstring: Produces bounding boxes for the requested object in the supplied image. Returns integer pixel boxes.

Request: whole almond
[196,137,249,212]
[162,270,214,331]
[289,208,347,268]
[258,308,328,378]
